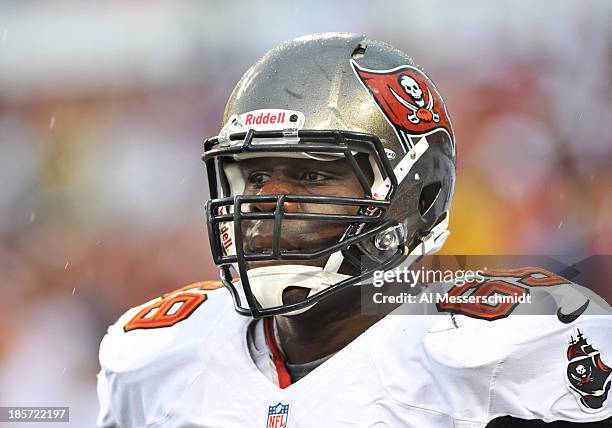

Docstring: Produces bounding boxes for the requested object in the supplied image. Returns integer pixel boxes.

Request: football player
[97,33,612,427]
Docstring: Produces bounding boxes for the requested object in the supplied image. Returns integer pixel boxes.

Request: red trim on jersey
[264,317,292,389]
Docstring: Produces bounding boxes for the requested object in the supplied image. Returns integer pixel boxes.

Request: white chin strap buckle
[407,213,450,258]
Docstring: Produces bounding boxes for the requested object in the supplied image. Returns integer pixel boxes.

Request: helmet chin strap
[407,212,450,258]
[248,263,351,316]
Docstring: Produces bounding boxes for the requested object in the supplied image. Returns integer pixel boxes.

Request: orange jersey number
[124,281,223,332]
[437,267,571,321]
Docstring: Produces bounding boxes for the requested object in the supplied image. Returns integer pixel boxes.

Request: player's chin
[281,286,311,306]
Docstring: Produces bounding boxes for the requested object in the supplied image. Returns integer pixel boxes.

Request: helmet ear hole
[419,182,442,216]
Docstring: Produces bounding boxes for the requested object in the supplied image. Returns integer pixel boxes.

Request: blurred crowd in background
[0,1,610,425]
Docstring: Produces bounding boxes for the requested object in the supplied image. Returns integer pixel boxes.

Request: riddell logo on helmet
[244,111,286,126]
[220,223,232,251]
[218,207,233,251]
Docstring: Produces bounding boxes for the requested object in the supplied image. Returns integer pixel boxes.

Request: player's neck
[274,309,384,365]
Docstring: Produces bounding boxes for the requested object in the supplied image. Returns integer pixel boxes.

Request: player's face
[238,156,372,269]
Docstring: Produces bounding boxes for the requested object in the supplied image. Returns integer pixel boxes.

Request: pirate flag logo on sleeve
[351,60,455,154]
[566,329,612,413]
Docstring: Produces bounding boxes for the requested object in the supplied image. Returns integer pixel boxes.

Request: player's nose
[247,178,302,213]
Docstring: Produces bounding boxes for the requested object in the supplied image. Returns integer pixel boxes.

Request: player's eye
[301,171,328,182]
[248,172,271,186]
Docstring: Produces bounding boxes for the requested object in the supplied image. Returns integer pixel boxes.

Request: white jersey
[98,275,612,428]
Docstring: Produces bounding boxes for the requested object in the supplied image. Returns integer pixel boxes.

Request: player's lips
[243,220,342,255]
[242,221,346,268]
[244,222,321,254]
[244,232,330,268]
[245,234,302,254]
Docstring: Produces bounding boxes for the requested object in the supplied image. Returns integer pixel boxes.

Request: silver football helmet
[203,33,456,318]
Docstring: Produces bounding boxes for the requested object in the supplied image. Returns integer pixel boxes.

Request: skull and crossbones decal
[571,364,593,386]
[389,74,440,125]
[351,60,455,154]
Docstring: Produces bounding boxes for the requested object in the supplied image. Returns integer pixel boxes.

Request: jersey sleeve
[96,369,119,428]
[489,287,612,424]
[96,282,232,428]
[96,300,159,428]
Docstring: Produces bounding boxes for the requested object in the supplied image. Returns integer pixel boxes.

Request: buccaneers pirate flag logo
[566,329,612,413]
[351,60,455,153]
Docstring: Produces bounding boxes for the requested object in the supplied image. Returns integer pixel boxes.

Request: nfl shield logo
[266,402,289,428]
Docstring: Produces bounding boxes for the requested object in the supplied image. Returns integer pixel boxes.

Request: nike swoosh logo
[557,299,590,324]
